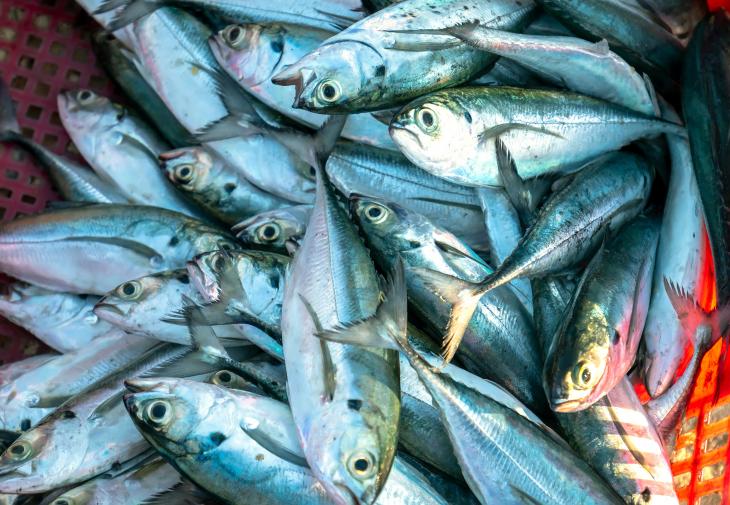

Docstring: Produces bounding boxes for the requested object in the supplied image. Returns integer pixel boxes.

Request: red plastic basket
[0,1,729,504]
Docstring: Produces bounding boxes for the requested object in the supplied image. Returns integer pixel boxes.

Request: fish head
[545,311,612,413]
[187,250,240,303]
[160,147,216,195]
[307,404,395,505]
[235,211,304,250]
[271,41,385,113]
[57,89,121,134]
[351,195,429,262]
[124,378,232,458]
[210,24,285,87]
[0,415,87,494]
[389,93,474,173]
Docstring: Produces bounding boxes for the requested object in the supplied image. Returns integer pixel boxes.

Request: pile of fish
[0,0,728,503]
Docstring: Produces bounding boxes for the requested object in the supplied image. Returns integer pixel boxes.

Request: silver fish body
[272,0,536,112]
[544,215,660,413]
[57,90,206,220]
[211,23,397,150]
[389,86,683,187]
[0,204,236,294]
[326,142,489,252]
[232,205,313,252]
[124,378,447,505]
[532,274,577,357]
[0,283,113,353]
[0,355,57,388]
[0,330,155,433]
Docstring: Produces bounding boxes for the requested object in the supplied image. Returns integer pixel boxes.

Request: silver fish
[232,205,312,253]
[389,86,683,187]
[124,378,448,505]
[0,330,155,434]
[417,151,652,363]
[326,142,489,252]
[57,90,207,220]
[544,215,660,413]
[0,283,113,353]
[0,355,57,389]
[210,23,397,150]
[0,204,236,294]
[641,104,704,398]
[271,0,536,112]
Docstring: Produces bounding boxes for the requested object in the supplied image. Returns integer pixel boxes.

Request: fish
[280,126,401,503]
[232,205,312,253]
[123,378,450,505]
[641,103,704,398]
[97,0,367,33]
[418,23,656,115]
[90,31,191,148]
[0,355,57,388]
[544,215,660,413]
[40,456,183,505]
[325,142,490,252]
[682,11,730,308]
[0,79,128,205]
[209,23,397,150]
[416,151,653,363]
[271,0,536,113]
[130,8,315,204]
[532,274,578,358]
[160,147,293,225]
[532,0,683,97]
[0,203,237,294]
[644,280,730,442]
[316,272,623,505]
[388,86,683,187]
[93,269,245,346]
[57,90,207,220]
[0,283,113,353]
[74,0,137,48]
[0,329,156,434]
[350,195,546,414]
[468,57,545,88]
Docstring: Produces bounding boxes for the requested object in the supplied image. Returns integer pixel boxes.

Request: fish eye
[317,80,342,103]
[117,281,142,300]
[76,89,96,105]
[217,240,234,251]
[223,25,246,48]
[256,223,281,243]
[144,400,172,426]
[363,203,388,224]
[308,166,316,179]
[215,371,233,384]
[416,107,438,133]
[6,440,31,461]
[347,451,377,479]
[572,361,598,389]
[173,164,195,184]
[52,499,73,505]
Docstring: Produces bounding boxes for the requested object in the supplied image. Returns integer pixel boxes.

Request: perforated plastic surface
[1,1,730,503]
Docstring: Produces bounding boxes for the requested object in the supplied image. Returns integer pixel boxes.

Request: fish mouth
[388,122,423,149]
[93,302,126,318]
[186,262,218,303]
[550,397,584,413]
[334,483,361,505]
[271,66,317,108]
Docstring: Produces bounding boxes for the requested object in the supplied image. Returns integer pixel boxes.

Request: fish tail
[98,0,164,31]
[0,78,20,139]
[413,268,492,364]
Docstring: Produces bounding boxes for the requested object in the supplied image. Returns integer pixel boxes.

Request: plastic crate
[0,1,729,504]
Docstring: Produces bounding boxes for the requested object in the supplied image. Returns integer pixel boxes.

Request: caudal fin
[412,268,492,364]
[96,0,165,31]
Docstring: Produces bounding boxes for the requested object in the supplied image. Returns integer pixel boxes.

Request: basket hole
[6,170,19,180]
[50,111,61,126]
[8,6,26,22]
[40,0,57,6]
[18,55,34,70]
[26,105,42,121]
[26,33,42,49]
[33,14,51,30]
[72,47,88,63]
[698,491,722,505]
[34,81,50,98]
[673,471,691,489]
[56,22,72,36]
[707,401,730,424]
[0,188,12,199]
[65,141,79,155]
[20,127,34,139]
[42,62,58,76]
[671,442,694,463]
[28,175,41,186]
[702,433,728,453]
[20,194,36,205]
[42,134,58,148]
[680,416,697,434]
[65,69,80,83]
[10,75,27,91]
[0,28,17,43]
[699,461,725,482]
[50,41,65,57]
[89,75,107,91]
[0,208,7,220]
